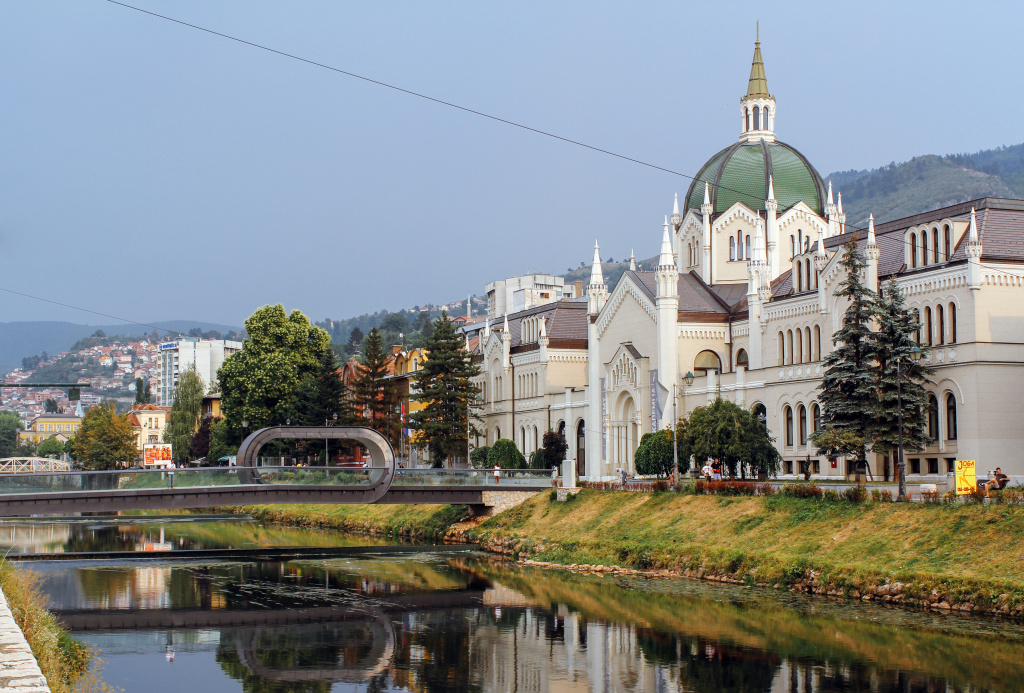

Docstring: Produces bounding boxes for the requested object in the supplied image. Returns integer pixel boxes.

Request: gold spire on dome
[745,24,770,99]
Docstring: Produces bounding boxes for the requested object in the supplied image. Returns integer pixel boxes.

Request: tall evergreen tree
[408,312,481,467]
[135,377,146,404]
[352,327,398,440]
[165,365,205,463]
[294,349,355,427]
[811,238,878,467]
[870,278,934,457]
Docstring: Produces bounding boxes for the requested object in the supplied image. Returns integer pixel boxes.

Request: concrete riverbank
[0,586,50,692]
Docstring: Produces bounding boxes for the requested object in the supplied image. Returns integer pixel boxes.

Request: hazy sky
[2,1,1021,328]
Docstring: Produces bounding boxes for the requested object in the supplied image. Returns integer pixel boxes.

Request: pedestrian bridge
[0,458,71,473]
[0,425,547,516]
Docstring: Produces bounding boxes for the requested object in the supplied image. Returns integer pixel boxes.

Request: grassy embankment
[228,490,1024,614]
[463,490,1024,614]
[0,561,92,692]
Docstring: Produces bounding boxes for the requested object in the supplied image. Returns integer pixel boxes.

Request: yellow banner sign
[955,459,977,495]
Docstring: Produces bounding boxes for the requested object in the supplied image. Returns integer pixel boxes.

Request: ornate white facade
[467,37,1024,482]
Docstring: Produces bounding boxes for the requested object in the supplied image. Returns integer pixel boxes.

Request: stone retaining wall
[0,588,50,692]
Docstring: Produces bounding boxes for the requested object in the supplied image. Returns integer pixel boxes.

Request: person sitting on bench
[984,467,1010,498]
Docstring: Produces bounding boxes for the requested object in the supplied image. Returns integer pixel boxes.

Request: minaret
[501,313,511,369]
[656,217,679,431]
[825,181,840,238]
[746,215,768,370]
[586,240,608,479]
[670,193,683,271]
[701,181,713,282]
[837,193,847,235]
[865,214,879,292]
[738,27,776,144]
[765,174,779,279]
[629,250,636,271]
[966,207,983,291]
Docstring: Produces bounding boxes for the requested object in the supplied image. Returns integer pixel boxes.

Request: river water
[5,516,1024,692]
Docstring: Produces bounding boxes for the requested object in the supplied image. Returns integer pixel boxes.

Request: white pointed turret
[483,317,490,340]
[587,239,608,315]
[765,174,779,278]
[700,182,713,282]
[655,215,680,431]
[752,214,767,266]
[670,193,683,231]
[739,30,776,143]
[629,249,636,271]
[503,312,509,335]
[827,181,834,206]
[825,181,840,238]
[865,214,880,292]
[966,207,983,291]
[659,217,675,267]
[745,215,768,370]
[702,181,711,209]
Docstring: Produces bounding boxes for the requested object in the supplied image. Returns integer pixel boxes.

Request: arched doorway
[576,420,586,477]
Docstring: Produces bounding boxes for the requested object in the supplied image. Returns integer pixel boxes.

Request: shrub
[470,446,490,468]
[693,480,709,495]
[782,483,824,499]
[487,439,526,470]
[528,449,547,469]
[652,480,669,492]
[823,489,840,502]
[922,490,941,504]
[714,480,758,496]
[871,489,882,502]
[842,485,868,503]
[757,483,775,496]
[880,489,893,502]
[634,430,675,477]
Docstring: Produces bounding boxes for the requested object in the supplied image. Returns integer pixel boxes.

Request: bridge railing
[393,469,552,487]
[0,466,388,496]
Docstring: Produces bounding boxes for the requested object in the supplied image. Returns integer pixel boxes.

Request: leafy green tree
[72,403,137,469]
[218,305,332,444]
[207,418,235,464]
[686,399,776,479]
[541,430,568,469]
[189,417,212,460]
[634,430,675,477]
[353,327,399,441]
[870,278,934,457]
[166,365,205,464]
[810,238,879,469]
[44,398,59,413]
[0,411,26,458]
[37,436,64,458]
[528,449,546,469]
[469,445,490,468]
[408,313,482,467]
[487,438,526,469]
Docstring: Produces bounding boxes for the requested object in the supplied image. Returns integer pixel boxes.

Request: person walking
[619,466,628,489]
[493,464,501,486]
[701,462,713,482]
[166,461,176,489]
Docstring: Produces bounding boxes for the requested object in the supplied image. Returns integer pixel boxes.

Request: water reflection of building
[0,522,71,553]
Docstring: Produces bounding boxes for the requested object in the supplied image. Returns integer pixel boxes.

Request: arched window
[804,237,810,252]
[932,230,939,266]
[945,394,957,441]
[753,105,760,130]
[949,303,956,343]
[521,426,527,452]
[909,232,918,268]
[913,309,921,344]
[806,259,813,290]
[576,420,586,474]
[784,406,794,447]
[924,307,933,346]
[790,235,796,259]
[804,327,812,362]
[936,305,945,345]
[927,394,939,441]
[812,403,821,432]
[735,349,749,369]
[796,268,802,292]
[730,236,736,261]
[745,235,751,259]
[796,329,804,363]
[737,230,743,260]
[694,350,722,373]
[814,325,821,361]
[798,405,807,445]
[943,224,951,262]
[745,107,750,132]
[786,330,794,365]
[778,332,785,366]
[752,403,767,426]
[798,229,803,253]
[496,426,501,441]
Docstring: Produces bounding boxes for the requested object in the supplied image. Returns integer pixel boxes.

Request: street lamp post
[674,371,695,490]
[896,346,924,502]
[325,412,337,465]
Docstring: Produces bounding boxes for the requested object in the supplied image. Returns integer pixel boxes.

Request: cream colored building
[468,36,1024,482]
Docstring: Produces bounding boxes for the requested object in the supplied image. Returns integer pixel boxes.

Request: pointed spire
[589,240,605,286]
[659,216,675,267]
[969,207,979,243]
[503,313,509,334]
[629,249,636,271]
[745,29,769,99]
[540,319,547,338]
[767,174,775,202]
[673,193,680,217]
[483,317,490,339]
[867,214,876,246]
[827,181,834,206]
[703,181,711,206]
[753,215,767,264]
[838,192,844,216]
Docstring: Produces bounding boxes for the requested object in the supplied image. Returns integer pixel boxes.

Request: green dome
[685,140,826,217]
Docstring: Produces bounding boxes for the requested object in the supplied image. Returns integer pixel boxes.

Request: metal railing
[0,466,551,497]
[0,458,71,474]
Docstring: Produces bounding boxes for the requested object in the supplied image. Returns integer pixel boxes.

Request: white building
[468,35,1024,482]
[486,274,577,320]
[157,338,241,405]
